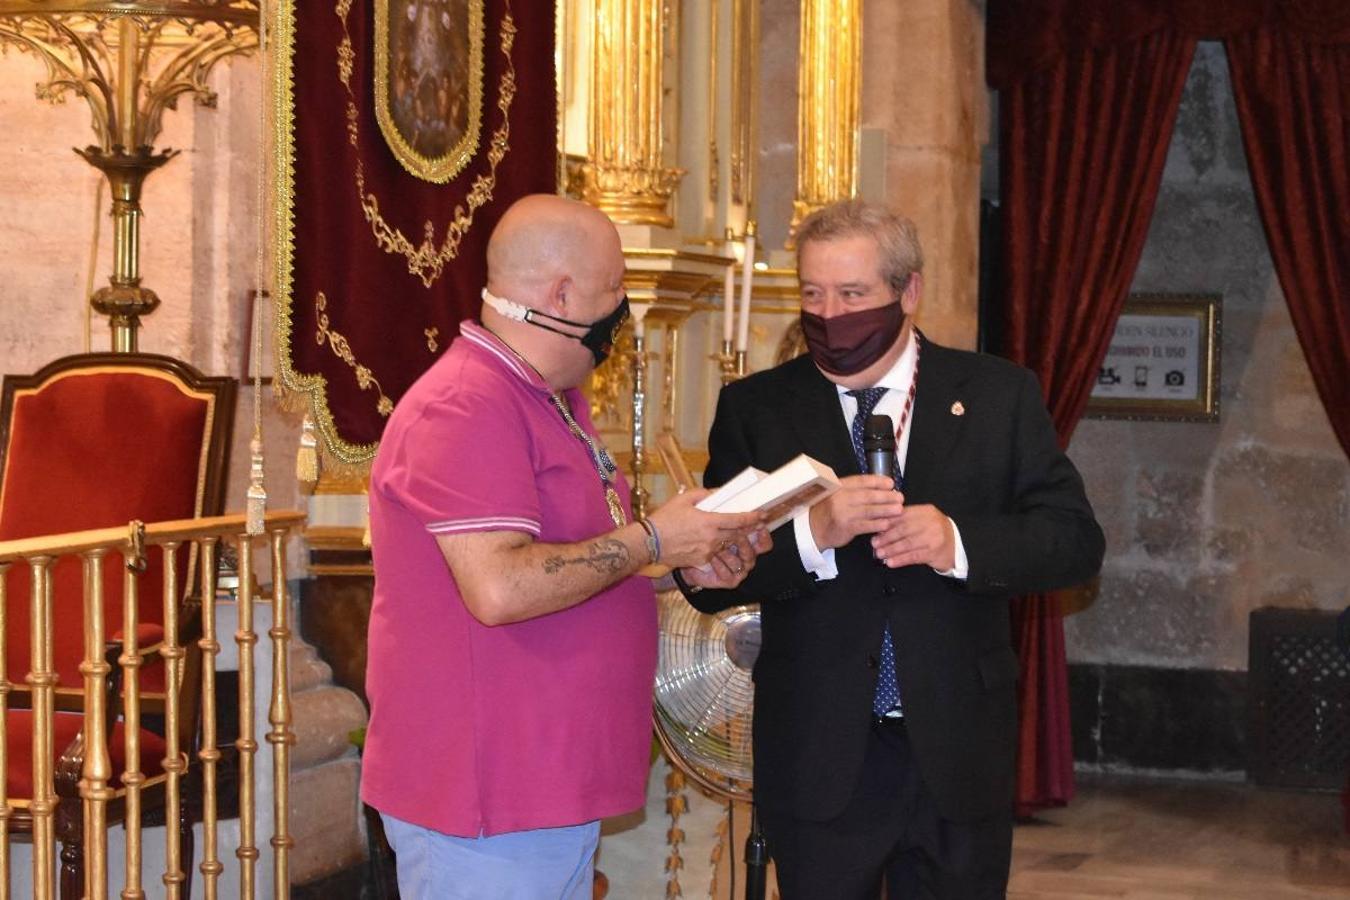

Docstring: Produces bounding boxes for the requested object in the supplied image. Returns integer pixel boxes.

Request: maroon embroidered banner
[273,0,557,464]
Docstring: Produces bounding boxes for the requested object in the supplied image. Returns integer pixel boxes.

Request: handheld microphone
[863,414,897,482]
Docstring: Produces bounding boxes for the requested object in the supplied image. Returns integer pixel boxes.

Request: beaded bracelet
[636,517,661,565]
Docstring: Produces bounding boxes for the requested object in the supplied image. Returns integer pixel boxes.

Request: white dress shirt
[792,332,969,581]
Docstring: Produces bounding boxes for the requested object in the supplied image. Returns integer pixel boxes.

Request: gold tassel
[296,413,319,493]
[246,436,267,535]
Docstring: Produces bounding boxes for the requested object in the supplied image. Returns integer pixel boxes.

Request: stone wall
[1064,42,1349,674]
[861,0,985,349]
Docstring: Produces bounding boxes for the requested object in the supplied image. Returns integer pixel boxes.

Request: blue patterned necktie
[847,387,903,717]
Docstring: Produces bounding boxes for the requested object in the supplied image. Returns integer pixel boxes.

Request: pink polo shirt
[361,321,658,837]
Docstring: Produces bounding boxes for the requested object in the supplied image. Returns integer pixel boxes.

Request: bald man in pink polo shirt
[361,195,769,899]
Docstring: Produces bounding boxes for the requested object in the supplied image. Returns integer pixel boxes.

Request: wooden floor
[1009,773,1350,899]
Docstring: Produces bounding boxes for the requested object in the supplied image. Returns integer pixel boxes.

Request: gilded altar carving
[791,0,862,240]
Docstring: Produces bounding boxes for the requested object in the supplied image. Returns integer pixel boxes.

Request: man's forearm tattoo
[542,538,629,575]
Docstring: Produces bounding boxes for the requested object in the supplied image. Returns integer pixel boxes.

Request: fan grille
[653,592,757,793]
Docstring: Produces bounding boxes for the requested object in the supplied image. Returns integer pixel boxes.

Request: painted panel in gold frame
[374,0,485,183]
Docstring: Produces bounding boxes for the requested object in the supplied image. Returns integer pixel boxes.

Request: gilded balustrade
[0,510,303,900]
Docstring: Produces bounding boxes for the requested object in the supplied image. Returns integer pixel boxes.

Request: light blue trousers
[380,813,600,900]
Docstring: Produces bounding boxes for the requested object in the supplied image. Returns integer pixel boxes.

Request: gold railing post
[789,0,862,242]
[79,550,113,900]
[119,526,148,900]
[234,535,259,897]
[197,538,222,898]
[0,512,305,899]
[267,528,294,896]
[27,556,55,900]
[576,0,683,225]
[158,542,186,899]
[0,561,10,900]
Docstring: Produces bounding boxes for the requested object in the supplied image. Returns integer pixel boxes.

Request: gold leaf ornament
[314,291,395,417]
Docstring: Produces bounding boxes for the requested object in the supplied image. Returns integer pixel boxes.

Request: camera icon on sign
[1165,370,1185,387]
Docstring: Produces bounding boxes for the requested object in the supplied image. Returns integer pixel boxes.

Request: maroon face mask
[800,302,905,376]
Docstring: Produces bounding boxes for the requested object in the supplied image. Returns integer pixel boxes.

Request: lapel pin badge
[951,401,965,416]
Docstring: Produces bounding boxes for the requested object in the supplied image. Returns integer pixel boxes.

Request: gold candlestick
[0,0,260,351]
[714,338,739,385]
[630,324,650,520]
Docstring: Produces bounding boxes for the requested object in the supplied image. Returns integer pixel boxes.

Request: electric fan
[650,431,770,898]
[653,591,760,797]
[652,589,769,899]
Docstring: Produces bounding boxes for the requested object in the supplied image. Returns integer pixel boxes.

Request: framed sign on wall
[1086,293,1221,422]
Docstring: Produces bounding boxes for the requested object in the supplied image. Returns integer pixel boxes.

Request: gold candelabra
[629,310,650,520]
[0,0,259,352]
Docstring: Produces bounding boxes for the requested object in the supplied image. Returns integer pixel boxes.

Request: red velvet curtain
[997,30,1196,814]
[991,0,1350,817]
[1226,28,1350,458]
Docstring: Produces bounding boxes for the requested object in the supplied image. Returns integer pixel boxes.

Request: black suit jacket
[688,340,1104,823]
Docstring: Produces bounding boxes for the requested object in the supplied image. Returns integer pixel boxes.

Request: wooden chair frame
[1,352,235,898]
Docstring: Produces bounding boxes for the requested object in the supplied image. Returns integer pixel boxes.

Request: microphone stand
[744,803,768,900]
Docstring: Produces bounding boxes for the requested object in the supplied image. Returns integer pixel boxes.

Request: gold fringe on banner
[274,384,377,483]
[296,414,320,493]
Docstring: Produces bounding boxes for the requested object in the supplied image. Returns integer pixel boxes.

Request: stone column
[790,0,862,242]
[861,0,985,349]
[575,0,684,227]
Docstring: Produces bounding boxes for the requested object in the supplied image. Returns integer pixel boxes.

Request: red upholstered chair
[0,352,234,897]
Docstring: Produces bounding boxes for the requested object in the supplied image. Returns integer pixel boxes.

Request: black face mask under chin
[481,288,630,366]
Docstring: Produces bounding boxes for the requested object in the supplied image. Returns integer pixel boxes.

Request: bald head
[487,195,619,300]
[479,194,627,390]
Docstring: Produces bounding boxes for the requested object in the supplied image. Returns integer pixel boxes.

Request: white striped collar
[459,320,551,393]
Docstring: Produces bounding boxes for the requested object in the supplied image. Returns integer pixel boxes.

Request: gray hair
[795,200,925,293]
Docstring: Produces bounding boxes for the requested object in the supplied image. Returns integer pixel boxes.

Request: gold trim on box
[612,447,709,475]
[308,562,376,577]
[304,526,369,550]
[373,0,485,183]
[1084,293,1222,423]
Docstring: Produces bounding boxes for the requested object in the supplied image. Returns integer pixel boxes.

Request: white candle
[722,249,736,346]
[632,301,648,339]
[736,233,756,352]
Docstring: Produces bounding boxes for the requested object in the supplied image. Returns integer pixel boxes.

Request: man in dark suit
[679,200,1104,898]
